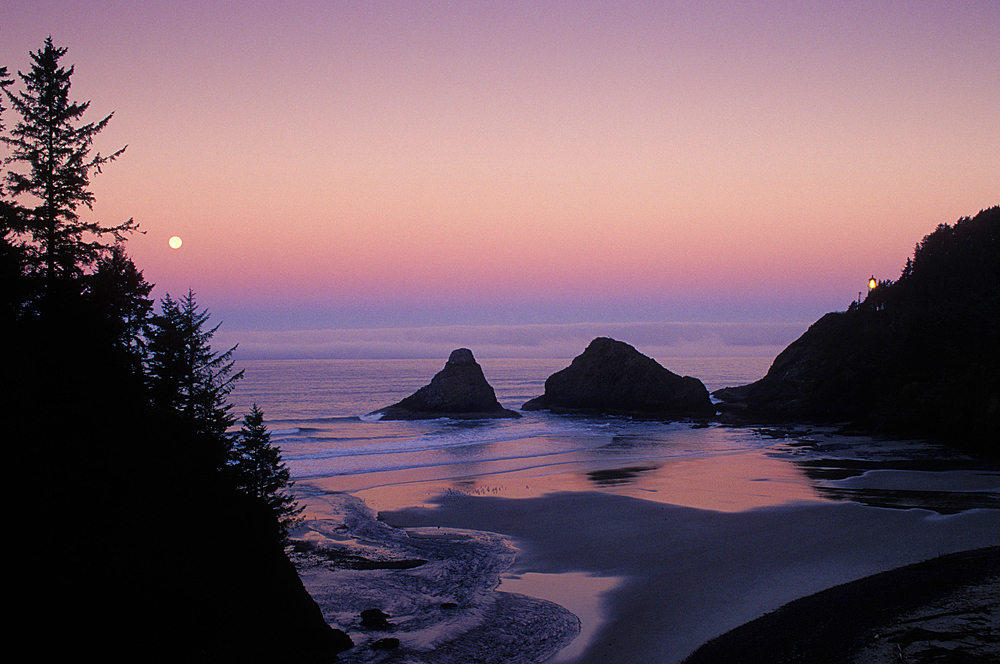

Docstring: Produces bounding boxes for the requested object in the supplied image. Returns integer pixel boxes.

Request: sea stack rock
[522,337,714,416]
[371,349,521,420]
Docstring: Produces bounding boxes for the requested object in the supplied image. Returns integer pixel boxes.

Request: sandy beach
[380,492,999,663]
[289,428,1000,663]
[683,546,999,663]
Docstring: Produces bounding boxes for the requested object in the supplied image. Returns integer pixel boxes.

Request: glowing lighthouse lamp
[858,276,878,308]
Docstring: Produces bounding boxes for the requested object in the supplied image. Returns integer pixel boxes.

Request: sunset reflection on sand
[309,438,819,514]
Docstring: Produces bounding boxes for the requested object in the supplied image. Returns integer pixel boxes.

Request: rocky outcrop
[522,337,714,416]
[371,349,521,420]
[713,311,861,421]
[714,207,999,455]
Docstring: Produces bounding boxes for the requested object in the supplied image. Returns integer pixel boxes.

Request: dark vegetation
[2,40,350,661]
[715,206,999,455]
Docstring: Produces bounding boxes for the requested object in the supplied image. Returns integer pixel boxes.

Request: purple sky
[3,1,997,357]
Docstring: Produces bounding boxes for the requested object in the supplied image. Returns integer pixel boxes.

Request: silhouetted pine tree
[84,244,153,371]
[147,290,243,442]
[1,64,31,321]
[5,40,351,662]
[0,64,13,143]
[2,37,136,288]
[0,64,11,128]
[232,404,302,542]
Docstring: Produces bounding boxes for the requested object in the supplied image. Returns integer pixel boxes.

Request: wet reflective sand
[296,426,1000,663]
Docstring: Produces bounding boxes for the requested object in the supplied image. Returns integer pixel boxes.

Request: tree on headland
[232,404,302,543]
[3,39,352,662]
[85,243,154,369]
[1,37,137,289]
[147,290,243,440]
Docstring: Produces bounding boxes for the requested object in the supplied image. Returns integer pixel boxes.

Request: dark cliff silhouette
[3,40,350,662]
[715,207,999,455]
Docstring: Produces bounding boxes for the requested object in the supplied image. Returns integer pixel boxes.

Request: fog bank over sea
[219,321,808,360]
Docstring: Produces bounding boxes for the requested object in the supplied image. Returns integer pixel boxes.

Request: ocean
[229,356,774,494]
[227,355,1000,664]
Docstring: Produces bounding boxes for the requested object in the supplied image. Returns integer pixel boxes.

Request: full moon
[168,236,182,249]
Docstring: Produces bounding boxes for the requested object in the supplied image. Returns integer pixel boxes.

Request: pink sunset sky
[3,1,997,358]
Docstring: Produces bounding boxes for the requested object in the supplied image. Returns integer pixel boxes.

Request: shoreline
[380,491,1000,663]
[290,429,1000,663]
[682,546,1000,664]
[290,492,580,663]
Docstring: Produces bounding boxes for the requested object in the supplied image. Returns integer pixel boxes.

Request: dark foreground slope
[716,207,999,455]
[6,317,350,663]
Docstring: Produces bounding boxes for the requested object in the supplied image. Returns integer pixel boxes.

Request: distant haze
[216,320,807,360]
[3,1,997,343]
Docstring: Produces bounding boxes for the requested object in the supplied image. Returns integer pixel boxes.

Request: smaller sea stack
[371,349,521,420]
